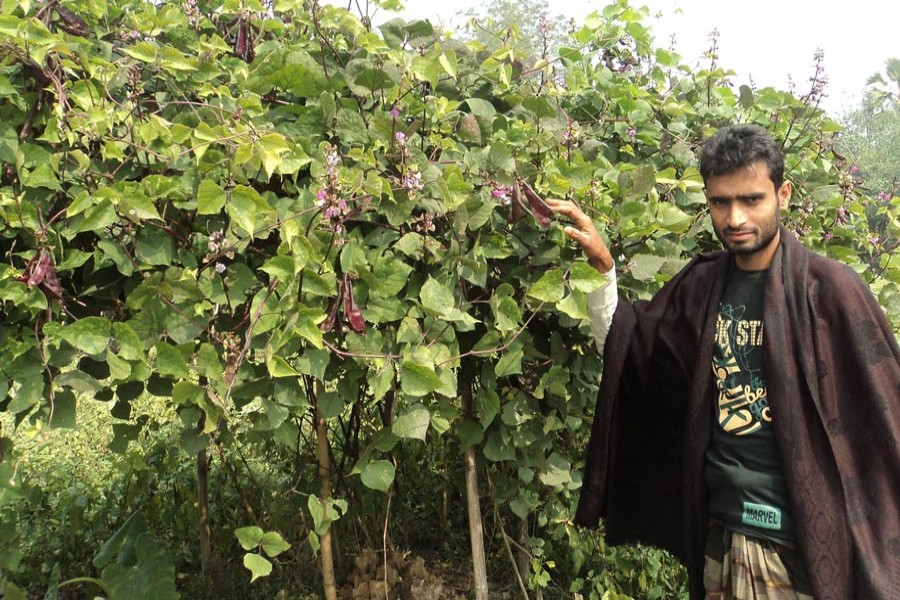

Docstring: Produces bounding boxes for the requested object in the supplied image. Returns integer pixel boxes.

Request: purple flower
[869,236,880,245]
[627,127,637,139]
[390,106,401,118]
[325,147,340,173]
[490,184,512,205]
[215,262,227,274]
[395,132,407,145]
[402,170,423,192]
[850,165,859,174]
[822,232,833,242]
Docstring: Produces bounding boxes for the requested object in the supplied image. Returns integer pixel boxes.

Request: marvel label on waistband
[742,502,782,530]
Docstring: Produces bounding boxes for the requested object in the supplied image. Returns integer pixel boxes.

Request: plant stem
[462,382,489,600]
[315,380,338,600]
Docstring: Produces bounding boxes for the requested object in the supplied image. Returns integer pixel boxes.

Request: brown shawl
[575,228,900,599]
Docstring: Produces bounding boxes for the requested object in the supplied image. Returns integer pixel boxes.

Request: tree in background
[461,0,572,62]
[839,58,900,195]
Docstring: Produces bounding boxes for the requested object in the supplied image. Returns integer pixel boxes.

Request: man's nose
[727,205,747,228]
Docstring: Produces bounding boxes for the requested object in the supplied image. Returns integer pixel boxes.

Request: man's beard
[715,211,780,256]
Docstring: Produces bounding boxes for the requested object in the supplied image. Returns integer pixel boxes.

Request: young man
[546,125,900,599]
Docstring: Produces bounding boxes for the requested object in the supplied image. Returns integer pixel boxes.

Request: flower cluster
[316,145,351,235]
[835,206,849,225]
[206,229,232,274]
[490,184,513,205]
[184,0,199,26]
[412,213,436,234]
[401,169,424,192]
[393,132,425,195]
[395,131,410,160]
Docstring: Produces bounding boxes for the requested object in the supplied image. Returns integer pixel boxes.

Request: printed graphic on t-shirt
[742,502,782,530]
[712,305,770,435]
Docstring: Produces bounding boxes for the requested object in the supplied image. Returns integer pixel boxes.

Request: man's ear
[778,181,792,210]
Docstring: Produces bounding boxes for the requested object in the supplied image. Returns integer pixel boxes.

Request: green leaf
[492,296,521,332]
[120,194,162,222]
[317,391,344,419]
[439,49,457,79]
[22,164,59,189]
[359,460,395,493]
[400,361,442,397]
[256,133,290,179]
[556,290,588,320]
[568,262,606,294]
[75,198,117,233]
[483,430,515,462]
[267,355,300,377]
[59,317,111,355]
[93,514,179,600]
[122,41,158,62]
[510,496,531,519]
[243,553,272,583]
[456,420,484,450]
[629,254,667,282]
[235,526,264,551]
[113,323,144,361]
[260,532,291,558]
[419,277,453,315]
[228,185,272,237]
[197,179,225,215]
[135,227,175,266]
[527,269,565,303]
[155,343,190,378]
[392,404,430,441]
[158,46,196,71]
[618,165,656,200]
[656,203,693,233]
[465,98,496,119]
[538,453,572,488]
[48,389,76,428]
[476,389,500,428]
[306,495,345,535]
[495,342,523,377]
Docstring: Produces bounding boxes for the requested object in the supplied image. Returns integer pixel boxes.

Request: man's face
[704,161,792,271]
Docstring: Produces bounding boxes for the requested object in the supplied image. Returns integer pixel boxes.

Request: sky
[361,0,900,117]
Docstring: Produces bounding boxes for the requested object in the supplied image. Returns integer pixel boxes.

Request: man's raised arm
[545,199,618,353]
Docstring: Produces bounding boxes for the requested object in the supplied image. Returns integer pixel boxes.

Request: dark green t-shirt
[704,267,797,547]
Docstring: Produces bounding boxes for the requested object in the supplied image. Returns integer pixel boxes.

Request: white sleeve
[586,265,618,355]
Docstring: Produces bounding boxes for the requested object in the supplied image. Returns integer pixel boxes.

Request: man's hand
[544,198,614,274]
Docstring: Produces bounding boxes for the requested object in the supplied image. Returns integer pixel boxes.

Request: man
[546,124,900,599]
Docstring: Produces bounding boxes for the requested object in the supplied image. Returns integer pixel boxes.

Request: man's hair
[699,124,784,190]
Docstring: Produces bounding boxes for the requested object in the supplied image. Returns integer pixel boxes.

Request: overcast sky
[364,0,899,117]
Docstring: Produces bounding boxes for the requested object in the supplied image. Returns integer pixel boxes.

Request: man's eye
[709,198,727,207]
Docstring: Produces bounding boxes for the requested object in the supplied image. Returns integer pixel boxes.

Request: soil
[337,547,468,600]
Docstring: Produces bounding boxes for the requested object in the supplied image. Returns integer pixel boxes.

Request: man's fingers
[546,199,588,224]
[563,225,584,238]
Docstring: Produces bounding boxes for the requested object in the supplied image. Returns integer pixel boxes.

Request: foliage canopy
[0,0,896,596]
